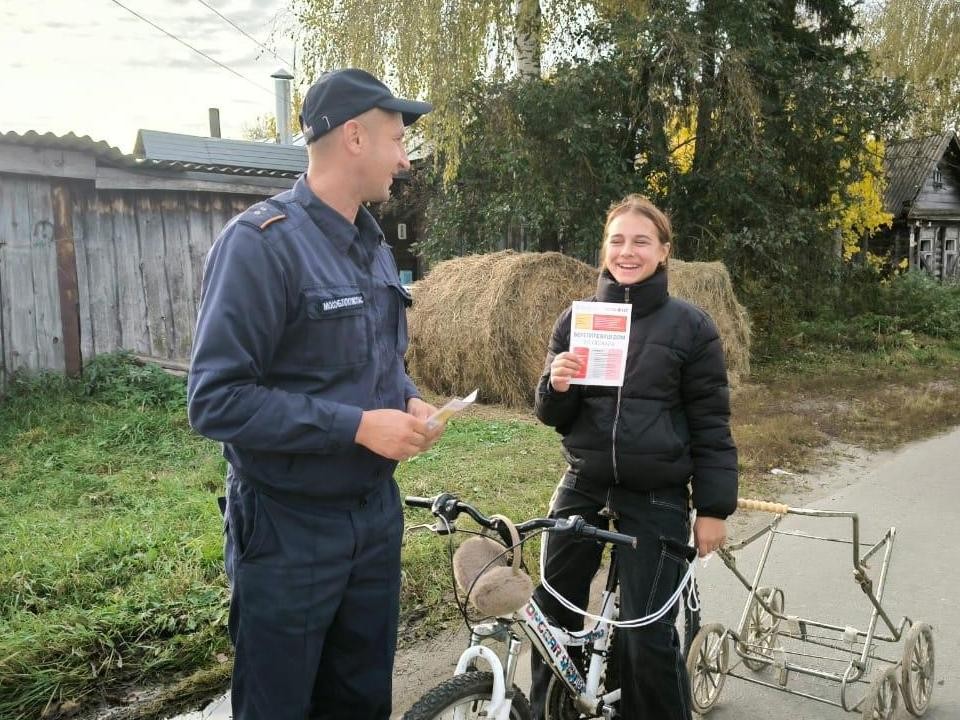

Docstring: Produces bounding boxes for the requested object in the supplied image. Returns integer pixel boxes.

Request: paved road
[169,427,959,719]
[693,428,958,720]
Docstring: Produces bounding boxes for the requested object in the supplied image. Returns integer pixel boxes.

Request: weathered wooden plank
[0,145,97,181]
[158,193,196,360]
[73,188,111,361]
[26,178,65,372]
[0,179,8,386]
[135,194,175,358]
[0,177,40,373]
[95,166,293,196]
[109,192,151,354]
[73,192,94,362]
[179,193,216,359]
[186,193,213,311]
[52,182,82,377]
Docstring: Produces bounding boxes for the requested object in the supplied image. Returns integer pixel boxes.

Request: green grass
[3,341,960,718]
[398,418,565,636]
[0,355,566,718]
[0,356,227,719]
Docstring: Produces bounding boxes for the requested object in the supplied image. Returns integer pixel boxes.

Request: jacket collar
[292,175,383,264]
[596,267,669,317]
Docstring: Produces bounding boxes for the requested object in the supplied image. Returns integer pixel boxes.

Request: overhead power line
[193,0,294,71]
[108,0,274,97]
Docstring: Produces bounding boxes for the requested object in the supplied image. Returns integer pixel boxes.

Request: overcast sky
[1,0,301,153]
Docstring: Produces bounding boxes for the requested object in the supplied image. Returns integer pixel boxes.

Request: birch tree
[861,0,960,134]
[289,0,644,172]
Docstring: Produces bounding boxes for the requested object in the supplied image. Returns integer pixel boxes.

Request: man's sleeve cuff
[331,404,364,450]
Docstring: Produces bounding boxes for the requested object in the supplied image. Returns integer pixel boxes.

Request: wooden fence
[0,171,264,386]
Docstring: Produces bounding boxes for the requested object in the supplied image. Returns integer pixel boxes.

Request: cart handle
[738,497,790,514]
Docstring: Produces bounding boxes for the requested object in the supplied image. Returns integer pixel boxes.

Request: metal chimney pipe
[209,108,221,138]
[271,68,295,144]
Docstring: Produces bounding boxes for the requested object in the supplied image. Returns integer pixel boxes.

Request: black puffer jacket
[535,267,738,519]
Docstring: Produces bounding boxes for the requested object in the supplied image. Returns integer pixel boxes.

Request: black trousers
[529,480,693,720]
[224,471,403,720]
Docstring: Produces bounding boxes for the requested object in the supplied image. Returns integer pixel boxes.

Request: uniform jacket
[534,268,738,518]
[188,176,418,508]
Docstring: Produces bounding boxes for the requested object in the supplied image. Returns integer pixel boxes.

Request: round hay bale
[407,251,597,408]
[669,259,751,387]
[407,251,750,408]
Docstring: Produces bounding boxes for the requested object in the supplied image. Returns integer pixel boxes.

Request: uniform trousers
[225,471,403,720]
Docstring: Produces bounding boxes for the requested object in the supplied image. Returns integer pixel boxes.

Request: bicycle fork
[452,627,524,720]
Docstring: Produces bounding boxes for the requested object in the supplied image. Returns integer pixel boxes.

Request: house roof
[0,130,134,167]
[134,130,306,177]
[883,132,958,217]
[1,128,427,188]
[0,129,307,179]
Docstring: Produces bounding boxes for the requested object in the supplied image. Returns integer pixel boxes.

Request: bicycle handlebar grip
[582,525,638,549]
[405,496,434,509]
[737,497,789,515]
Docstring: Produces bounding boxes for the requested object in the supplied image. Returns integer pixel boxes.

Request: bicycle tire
[545,672,586,720]
[402,671,532,720]
[544,641,619,720]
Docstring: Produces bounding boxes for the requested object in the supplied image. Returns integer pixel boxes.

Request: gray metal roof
[883,132,957,217]
[0,129,134,166]
[0,129,308,179]
[134,129,306,176]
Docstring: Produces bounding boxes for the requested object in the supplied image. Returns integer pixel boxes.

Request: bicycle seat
[453,519,533,617]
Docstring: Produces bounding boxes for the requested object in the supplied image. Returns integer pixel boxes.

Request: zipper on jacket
[610,286,629,486]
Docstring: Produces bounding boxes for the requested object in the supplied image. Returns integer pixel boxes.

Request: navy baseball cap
[299,68,433,143]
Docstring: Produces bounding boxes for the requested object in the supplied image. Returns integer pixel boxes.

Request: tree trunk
[514,0,542,80]
[539,231,560,252]
[693,0,718,175]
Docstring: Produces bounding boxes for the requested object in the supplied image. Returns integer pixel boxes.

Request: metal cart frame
[686,498,935,720]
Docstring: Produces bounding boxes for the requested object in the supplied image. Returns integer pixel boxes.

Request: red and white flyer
[568,301,631,387]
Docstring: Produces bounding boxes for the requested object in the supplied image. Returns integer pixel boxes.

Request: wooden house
[0,129,421,385]
[881,132,960,280]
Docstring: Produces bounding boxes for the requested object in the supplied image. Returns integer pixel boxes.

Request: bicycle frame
[450,555,622,720]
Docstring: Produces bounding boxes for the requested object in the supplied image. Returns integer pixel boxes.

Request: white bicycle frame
[449,573,621,720]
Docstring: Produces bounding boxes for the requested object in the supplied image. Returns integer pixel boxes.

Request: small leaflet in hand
[568,301,631,387]
[427,389,478,429]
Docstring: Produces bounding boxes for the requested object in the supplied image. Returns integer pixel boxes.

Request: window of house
[920,239,931,251]
[933,167,943,188]
[948,238,957,252]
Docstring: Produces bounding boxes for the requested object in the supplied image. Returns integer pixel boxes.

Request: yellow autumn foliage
[829,136,893,267]
[640,112,697,195]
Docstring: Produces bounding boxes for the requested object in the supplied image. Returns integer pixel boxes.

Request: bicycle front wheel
[402,671,532,720]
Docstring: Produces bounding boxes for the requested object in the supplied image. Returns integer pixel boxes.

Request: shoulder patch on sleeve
[237,201,287,232]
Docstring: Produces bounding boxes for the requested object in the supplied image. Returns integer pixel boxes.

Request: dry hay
[407,251,750,408]
[407,251,597,408]
[669,259,752,387]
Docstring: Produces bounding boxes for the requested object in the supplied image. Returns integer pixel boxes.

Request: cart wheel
[686,623,729,715]
[900,622,934,716]
[741,586,784,671]
[861,667,900,720]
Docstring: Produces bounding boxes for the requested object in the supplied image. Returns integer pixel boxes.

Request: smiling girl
[529,194,738,720]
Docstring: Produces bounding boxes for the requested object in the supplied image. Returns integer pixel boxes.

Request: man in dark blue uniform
[187,68,442,720]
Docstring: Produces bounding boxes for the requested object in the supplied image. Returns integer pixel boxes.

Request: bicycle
[401,492,699,720]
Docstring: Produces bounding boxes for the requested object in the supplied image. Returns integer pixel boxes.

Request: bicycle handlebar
[405,496,434,509]
[738,497,790,515]
[405,493,637,548]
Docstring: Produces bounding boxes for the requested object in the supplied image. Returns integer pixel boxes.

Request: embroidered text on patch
[322,295,364,312]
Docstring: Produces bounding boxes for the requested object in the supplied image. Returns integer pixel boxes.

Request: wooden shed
[880,132,960,280]
[0,130,421,386]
